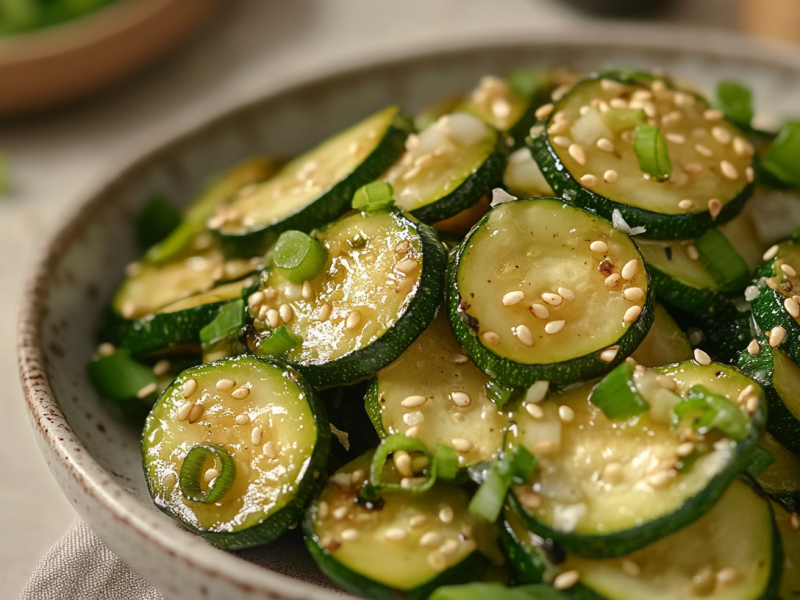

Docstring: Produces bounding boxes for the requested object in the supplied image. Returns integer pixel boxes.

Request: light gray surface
[1,0,737,596]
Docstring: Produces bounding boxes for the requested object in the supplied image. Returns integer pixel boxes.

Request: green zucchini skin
[666,302,752,365]
[643,258,735,316]
[446,200,656,388]
[751,257,800,368]
[321,382,379,472]
[217,111,413,258]
[364,378,387,437]
[497,518,552,585]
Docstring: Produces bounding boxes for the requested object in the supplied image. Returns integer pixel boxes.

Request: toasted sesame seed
[590,240,608,253]
[136,382,157,399]
[704,199,723,220]
[553,135,571,147]
[410,515,428,528]
[792,513,800,530]
[783,263,798,277]
[785,297,800,318]
[656,374,677,390]
[533,441,555,455]
[545,320,566,334]
[525,403,544,419]
[502,291,525,306]
[558,287,575,300]
[439,506,454,524]
[97,342,116,357]
[746,396,759,413]
[674,91,694,106]
[439,539,460,556]
[266,309,281,328]
[601,79,625,93]
[693,565,715,595]
[599,346,620,362]
[580,174,598,187]
[183,379,198,398]
[453,354,469,365]
[746,166,754,183]
[529,303,550,319]
[152,359,171,376]
[704,109,724,121]
[350,469,365,486]
[396,258,419,274]
[450,391,471,407]
[770,326,786,347]
[188,403,204,424]
[231,387,250,400]
[235,414,250,425]
[519,491,542,510]
[341,529,359,542]
[301,281,314,301]
[610,98,628,109]
[711,126,732,144]
[558,405,575,423]
[717,567,739,585]
[605,273,622,288]
[401,395,427,408]
[694,348,711,365]
[579,105,591,116]
[621,560,640,576]
[737,384,755,404]
[405,426,419,437]
[421,531,444,548]
[623,287,645,301]
[395,240,411,255]
[621,259,638,280]
[600,169,618,185]
[513,324,534,347]
[384,527,407,542]
[677,441,696,457]
[204,468,219,483]
[216,379,235,392]
[428,551,447,572]
[554,570,580,590]
[176,401,194,422]
[548,121,569,135]
[318,303,332,323]
[568,144,587,166]
[394,451,414,477]
[279,304,294,323]
[403,411,424,426]
[248,291,265,311]
[666,133,685,144]
[733,136,754,157]
[345,310,362,330]
[695,144,713,157]
[333,505,349,520]
[747,339,761,355]
[597,138,615,152]
[677,199,695,212]
[646,470,671,487]
[452,438,474,453]
[763,245,780,260]
[251,427,263,446]
[317,501,329,519]
[720,160,738,180]
[683,162,703,174]
[535,103,554,119]
[553,110,568,123]
[602,462,624,484]
[623,305,642,324]
[482,331,500,344]
[542,292,563,306]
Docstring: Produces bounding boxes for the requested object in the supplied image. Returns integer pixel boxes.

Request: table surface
[0,0,738,596]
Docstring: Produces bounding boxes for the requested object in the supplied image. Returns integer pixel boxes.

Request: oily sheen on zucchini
[303,451,489,599]
[448,197,655,388]
[508,360,765,558]
[142,354,329,550]
[247,208,446,388]
[629,303,693,367]
[530,75,755,239]
[210,106,412,256]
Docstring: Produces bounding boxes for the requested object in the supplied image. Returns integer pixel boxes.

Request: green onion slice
[179,444,236,504]
[485,380,522,410]
[272,230,328,284]
[673,385,750,441]
[136,195,181,251]
[431,583,568,600]
[603,108,646,132]
[694,228,750,292]
[199,299,245,345]
[633,123,671,180]
[762,122,800,188]
[507,69,542,101]
[746,445,776,479]
[258,325,302,356]
[352,181,395,212]
[469,446,537,523]
[87,349,156,401]
[370,434,435,494]
[433,444,459,481]
[590,358,650,420]
[716,80,753,129]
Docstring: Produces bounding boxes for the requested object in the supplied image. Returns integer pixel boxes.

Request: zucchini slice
[303,451,490,599]
[530,75,755,240]
[508,360,765,558]
[448,197,655,388]
[247,208,446,388]
[503,147,554,198]
[210,106,412,256]
[554,481,781,600]
[629,303,692,367]
[142,354,329,550]
[383,112,504,224]
[756,432,800,512]
[365,311,511,468]
[499,508,561,585]
[772,500,800,599]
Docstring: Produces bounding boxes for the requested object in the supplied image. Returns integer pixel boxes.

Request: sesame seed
[548,121,569,135]
[558,287,575,300]
[448,391,470,407]
[553,135,571,148]
[345,310,362,330]
[674,92,694,107]
[502,291,525,306]
[558,405,575,423]
[746,166,754,183]
[405,426,419,437]
[785,297,800,318]
[235,414,250,425]
[440,539,460,556]
[341,529,359,542]
[152,359,170,376]
[248,291,265,311]
[770,326,786,347]
[279,304,294,323]
[350,469,365,486]
[554,570,580,590]
[439,506,454,524]
[420,531,444,548]
[266,309,281,329]
[545,320,566,334]
[694,348,711,365]
[666,133,685,144]
[216,379,235,392]
[579,105,591,116]
[317,501,329,519]
[621,260,638,280]
[542,292,563,306]
[333,506,349,520]
[136,382,157,399]
[452,438,474,453]
[597,138,615,152]
[623,287,645,301]
[97,342,116,357]
[601,79,625,93]
[603,169,619,184]
[512,324,534,347]
[605,273,622,288]
[188,403,204,424]
[251,427,263,446]
[428,551,447,572]
[395,240,411,255]
[590,241,608,253]
[580,174,598,187]
[623,305,642,324]
[693,566,715,595]
[394,451,414,477]
[621,560,640,576]
[717,567,739,585]
[301,281,314,301]
[747,339,761,355]
[602,462,624,484]
[231,387,250,400]
[646,470,671,487]
[319,303,332,322]
[183,379,198,398]
[410,515,428,528]
[403,411,424,426]
[384,528,407,541]
[519,491,542,510]
[677,442,696,456]
[733,136,754,156]
[529,303,550,320]
[533,441,555,455]
[782,263,797,277]
[737,384,755,403]
[599,346,620,362]
[553,111,568,123]
[482,331,500,344]
[704,109,724,121]
[678,199,694,211]
[711,126,732,144]
[763,245,780,260]
[792,513,800,530]
[720,160,738,180]
[204,468,219,483]
[708,198,722,219]
[656,374,677,390]
[402,166,421,181]
[535,103,554,119]
[683,162,703,174]
[453,354,469,365]
[396,258,419,274]
[568,144,587,166]
[176,401,194,422]
[610,98,628,109]
[525,403,544,419]
[685,245,699,261]
[746,396,759,413]
[695,144,713,157]
[401,395,427,408]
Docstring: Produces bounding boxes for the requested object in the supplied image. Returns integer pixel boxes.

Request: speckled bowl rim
[17,24,800,599]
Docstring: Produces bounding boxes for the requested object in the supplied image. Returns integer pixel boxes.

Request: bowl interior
[23,31,800,598]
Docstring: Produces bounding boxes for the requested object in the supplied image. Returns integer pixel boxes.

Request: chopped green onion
[179,444,236,504]
[762,122,800,188]
[370,435,434,494]
[433,444,459,481]
[746,445,776,479]
[87,349,156,401]
[431,583,568,600]
[633,124,671,180]
[694,228,750,292]
[258,325,302,356]
[199,299,245,345]
[673,385,750,441]
[603,108,646,132]
[352,181,395,212]
[485,380,522,410]
[469,446,537,522]
[590,358,650,420]
[716,81,753,129]
[136,195,181,251]
[507,69,542,100]
[272,230,328,284]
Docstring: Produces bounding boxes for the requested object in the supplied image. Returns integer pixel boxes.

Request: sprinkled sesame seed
[183,379,198,398]
[548,121,569,135]
[602,462,624,484]
[580,174,598,187]
[542,292,563,306]
[188,403,204,424]
[605,273,622,288]
[646,470,671,487]
[519,491,542,510]
[683,162,703,174]
[711,126,732,144]
[674,92,694,107]
[345,310,362,330]
[421,532,444,548]
[609,98,627,109]
[579,105,591,116]
[449,391,471,407]
[535,103,554,119]
[251,427,263,446]
[599,346,620,362]
[770,326,786,347]
[747,339,761,355]
[601,78,625,93]
[791,513,800,530]
[621,259,638,280]
[554,570,580,590]
[704,109,724,121]
[319,303,332,323]
[590,240,608,253]
[558,287,575,300]
[545,320,566,334]
[623,287,645,301]
[317,501,329,519]
[266,309,281,329]
[677,441,696,456]
[746,166,754,183]
[785,297,800,318]
[603,169,619,183]
[694,348,711,365]
[720,160,738,180]
[231,387,250,400]
[737,384,755,404]
[410,515,428,528]
[301,281,314,301]
[452,438,474,453]
[384,528,407,542]
[558,405,575,423]
[333,505,349,520]
[525,403,544,419]
[428,551,447,572]
[683,245,698,261]
[717,567,739,585]
[666,133,685,144]
[401,395,427,408]
[656,374,677,390]
[533,441,555,455]
[623,305,642,324]
[733,136,754,156]
[553,136,571,147]
[341,529,360,542]
[235,414,250,425]
[502,291,525,306]
[453,354,469,365]
[394,451,414,478]
[248,291,265,311]
[405,426,419,437]
[746,396,759,413]
[440,539,460,556]
[152,359,170,376]
[396,258,419,274]
[204,468,219,483]
[176,401,194,422]
[568,144,587,166]
[97,342,116,357]
[514,324,534,347]
[783,263,797,277]
[403,411,425,426]
[693,566,715,595]
[695,144,713,157]
[439,506,454,524]
[529,303,550,320]
[678,199,694,211]
[136,382,157,399]
[597,138,615,152]
[350,469,365,486]
[553,110,568,123]
[482,331,500,344]
[763,245,780,260]
[708,198,722,219]
[216,379,235,392]
[279,304,294,323]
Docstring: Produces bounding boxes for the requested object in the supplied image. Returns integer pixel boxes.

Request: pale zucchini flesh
[636,238,717,291]
[503,147,554,198]
[630,303,692,367]
[772,500,800,599]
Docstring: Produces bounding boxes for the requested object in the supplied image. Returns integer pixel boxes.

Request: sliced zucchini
[303,451,489,599]
[530,75,754,239]
[142,354,329,550]
[247,208,446,388]
[432,195,491,238]
[503,147,554,198]
[630,303,692,367]
[556,481,781,600]
[383,112,504,224]
[365,311,511,468]
[508,360,765,558]
[499,508,561,585]
[448,197,655,388]
[772,500,800,599]
[210,106,412,256]
[756,432,800,512]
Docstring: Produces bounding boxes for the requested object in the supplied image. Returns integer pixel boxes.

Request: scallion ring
[715,80,753,129]
[469,446,536,522]
[694,228,750,292]
[179,444,236,504]
[590,358,650,420]
[633,123,671,180]
[272,230,328,284]
[258,325,302,356]
[351,181,394,212]
[762,122,800,188]
[370,434,434,494]
[199,299,245,345]
[673,385,749,441]
[603,108,646,133]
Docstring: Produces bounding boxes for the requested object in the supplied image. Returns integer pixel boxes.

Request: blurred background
[1,0,797,595]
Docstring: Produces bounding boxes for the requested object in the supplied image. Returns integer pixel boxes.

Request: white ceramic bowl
[17,25,800,600]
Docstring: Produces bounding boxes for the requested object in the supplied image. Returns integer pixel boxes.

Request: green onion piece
[0,151,8,194]
[633,124,672,180]
[87,349,156,401]
[507,69,542,100]
[179,444,236,503]
[352,181,395,212]
[433,444,459,481]
[510,444,537,482]
[746,445,776,479]
[598,69,656,86]
[485,380,522,410]
[590,358,650,420]
[136,195,181,251]
[603,108,646,133]
[199,299,245,345]
[469,447,538,523]
[273,230,328,284]
[258,325,302,356]
[694,228,750,292]
[431,583,567,600]
[370,434,434,494]
[716,81,753,129]
[762,122,800,188]
[673,385,750,441]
